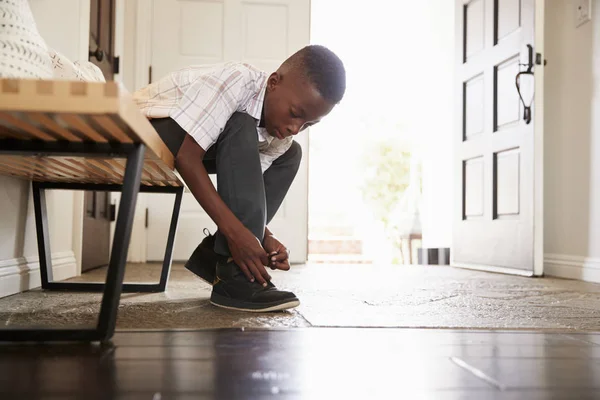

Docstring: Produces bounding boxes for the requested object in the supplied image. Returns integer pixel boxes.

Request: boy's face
[263,69,334,139]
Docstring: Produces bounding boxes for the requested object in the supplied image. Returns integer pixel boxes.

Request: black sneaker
[210,258,300,312]
[184,229,219,285]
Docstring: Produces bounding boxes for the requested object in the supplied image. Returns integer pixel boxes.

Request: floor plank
[1,328,600,399]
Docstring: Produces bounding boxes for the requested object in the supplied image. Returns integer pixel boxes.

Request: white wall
[0,0,90,298]
[32,0,90,276]
[31,0,90,62]
[543,0,600,282]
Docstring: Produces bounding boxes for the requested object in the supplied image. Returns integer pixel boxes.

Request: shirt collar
[246,73,268,123]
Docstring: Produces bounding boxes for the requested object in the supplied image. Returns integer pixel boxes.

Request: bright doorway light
[308,0,455,265]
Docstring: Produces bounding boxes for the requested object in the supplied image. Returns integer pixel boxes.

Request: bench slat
[30,112,83,142]
[91,115,133,143]
[58,113,109,143]
[0,112,57,141]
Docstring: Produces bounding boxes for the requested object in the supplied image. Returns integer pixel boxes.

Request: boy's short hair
[283,45,346,104]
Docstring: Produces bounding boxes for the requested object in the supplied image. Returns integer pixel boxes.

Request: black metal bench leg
[32,182,53,288]
[157,186,184,291]
[31,182,181,295]
[96,144,145,341]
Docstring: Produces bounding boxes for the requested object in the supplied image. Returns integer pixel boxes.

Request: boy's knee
[226,112,256,132]
[218,112,258,151]
[219,112,258,148]
[288,141,302,167]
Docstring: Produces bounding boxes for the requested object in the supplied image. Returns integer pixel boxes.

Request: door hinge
[145,208,149,228]
[109,204,116,222]
[112,56,120,74]
[148,65,153,84]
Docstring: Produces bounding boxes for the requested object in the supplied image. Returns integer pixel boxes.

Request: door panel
[495,56,521,128]
[496,0,521,42]
[82,191,111,271]
[453,0,538,274]
[464,75,484,138]
[147,0,310,263]
[465,0,485,60]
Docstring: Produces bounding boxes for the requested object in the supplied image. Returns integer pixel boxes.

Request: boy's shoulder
[180,61,266,80]
[228,61,265,75]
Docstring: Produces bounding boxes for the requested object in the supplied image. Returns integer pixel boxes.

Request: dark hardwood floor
[1,328,599,399]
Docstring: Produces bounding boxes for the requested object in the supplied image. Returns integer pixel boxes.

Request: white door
[453,0,543,275]
[146,0,310,263]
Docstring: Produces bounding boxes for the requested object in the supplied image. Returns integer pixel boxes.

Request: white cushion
[49,48,106,83]
[0,0,52,79]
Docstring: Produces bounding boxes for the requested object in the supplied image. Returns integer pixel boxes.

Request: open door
[89,0,117,79]
[81,0,117,271]
[453,0,542,276]
[144,0,310,263]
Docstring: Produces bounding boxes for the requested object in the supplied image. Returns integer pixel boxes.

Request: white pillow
[0,0,52,79]
[48,48,106,83]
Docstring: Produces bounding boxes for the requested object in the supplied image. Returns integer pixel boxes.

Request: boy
[133,45,346,312]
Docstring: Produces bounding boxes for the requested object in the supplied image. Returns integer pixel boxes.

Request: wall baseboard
[0,251,77,298]
[544,253,600,283]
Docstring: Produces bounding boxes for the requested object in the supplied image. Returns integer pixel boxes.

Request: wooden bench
[0,79,184,342]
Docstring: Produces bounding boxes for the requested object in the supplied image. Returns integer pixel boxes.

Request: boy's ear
[267,72,281,92]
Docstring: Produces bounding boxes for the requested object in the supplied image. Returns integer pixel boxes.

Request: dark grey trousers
[150,113,302,257]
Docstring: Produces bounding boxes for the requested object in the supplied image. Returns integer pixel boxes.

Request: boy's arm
[176,134,272,286]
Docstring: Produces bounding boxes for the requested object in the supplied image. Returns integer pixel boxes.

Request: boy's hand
[263,235,291,271]
[226,226,271,286]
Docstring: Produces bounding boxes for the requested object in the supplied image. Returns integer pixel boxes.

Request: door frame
[532,0,544,277]
[116,0,153,263]
[451,0,545,277]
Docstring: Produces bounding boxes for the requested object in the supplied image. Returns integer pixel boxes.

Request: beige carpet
[1,262,600,331]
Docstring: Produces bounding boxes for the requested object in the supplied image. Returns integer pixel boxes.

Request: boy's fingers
[271,260,290,271]
[237,262,254,283]
[259,252,270,267]
[276,261,291,271]
[247,263,266,285]
[273,253,288,262]
[257,261,272,282]
[260,266,272,281]
[270,250,289,263]
[251,260,271,285]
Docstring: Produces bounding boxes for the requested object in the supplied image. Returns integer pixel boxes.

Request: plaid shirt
[133,62,293,172]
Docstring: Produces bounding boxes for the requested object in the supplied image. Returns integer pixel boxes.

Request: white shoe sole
[210,299,300,313]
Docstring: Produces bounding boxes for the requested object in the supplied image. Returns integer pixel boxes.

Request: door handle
[516,44,534,124]
[89,48,104,62]
[522,44,534,73]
